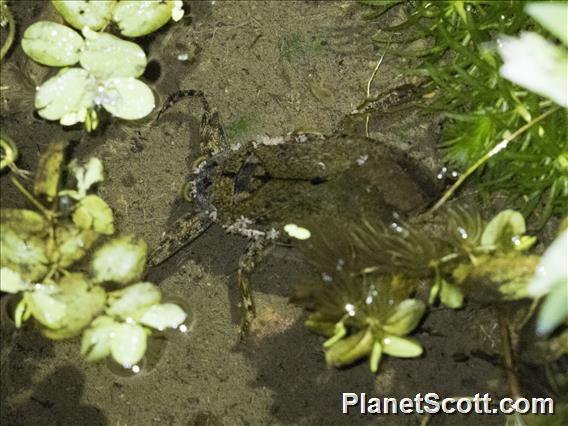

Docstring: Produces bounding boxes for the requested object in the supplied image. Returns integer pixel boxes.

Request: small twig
[428,107,558,214]
[366,53,385,99]
[499,314,522,400]
[363,53,386,137]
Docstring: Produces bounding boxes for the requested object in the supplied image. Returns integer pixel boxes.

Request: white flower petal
[528,230,568,297]
[498,32,568,107]
[284,224,311,240]
[526,2,568,46]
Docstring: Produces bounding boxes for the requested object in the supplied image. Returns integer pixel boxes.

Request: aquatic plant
[0,0,15,61]
[304,274,425,373]
[22,23,154,130]
[0,139,188,369]
[52,0,184,38]
[365,1,567,225]
[17,1,184,130]
[295,207,547,372]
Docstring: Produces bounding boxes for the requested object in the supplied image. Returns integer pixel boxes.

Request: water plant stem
[0,0,15,62]
[429,107,559,214]
[9,175,53,219]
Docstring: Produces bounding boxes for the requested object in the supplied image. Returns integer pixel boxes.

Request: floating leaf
[439,279,464,309]
[21,21,83,66]
[139,303,187,330]
[0,268,30,294]
[382,335,423,358]
[33,140,66,201]
[80,28,147,79]
[382,299,426,335]
[69,157,105,199]
[110,323,147,367]
[43,273,106,339]
[54,225,99,268]
[304,312,336,336]
[99,77,155,120]
[81,316,117,362]
[325,328,374,368]
[26,290,67,329]
[52,0,117,32]
[91,235,147,285]
[112,0,181,37]
[0,209,49,281]
[73,195,115,235]
[107,282,160,321]
[35,68,96,126]
[481,210,527,251]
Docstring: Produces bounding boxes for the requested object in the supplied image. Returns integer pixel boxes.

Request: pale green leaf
[107,282,160,321]
[0,209,49,282]
[140,303,187,330]
[325,328,374,368]
[43,273,106,339]
[382,335,423,358]
[383,299,426,336]
[54,225,99,268]
[526,2,568,46]
[481,209,527,251]
[52,0,117,31]
[35,68,96,125]
[70,157,104,198]
[73,195,115,235]
[91,235,148,285]
[0,267,30,293]
[110,323,147,367]
[100,77,155,120]
[21,21,83,66]
[369,341,382,373]
[80,28,147,79]
[439,280,464,309]
[304,312,336,337]
[323,321,346,348]
[112,0,178,37]
[26,290,67,329]
[81,316,117,361]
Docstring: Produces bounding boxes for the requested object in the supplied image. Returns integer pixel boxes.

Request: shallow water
[0,2,517,425]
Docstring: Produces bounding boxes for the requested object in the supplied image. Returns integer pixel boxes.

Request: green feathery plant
[363,1,567,227]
